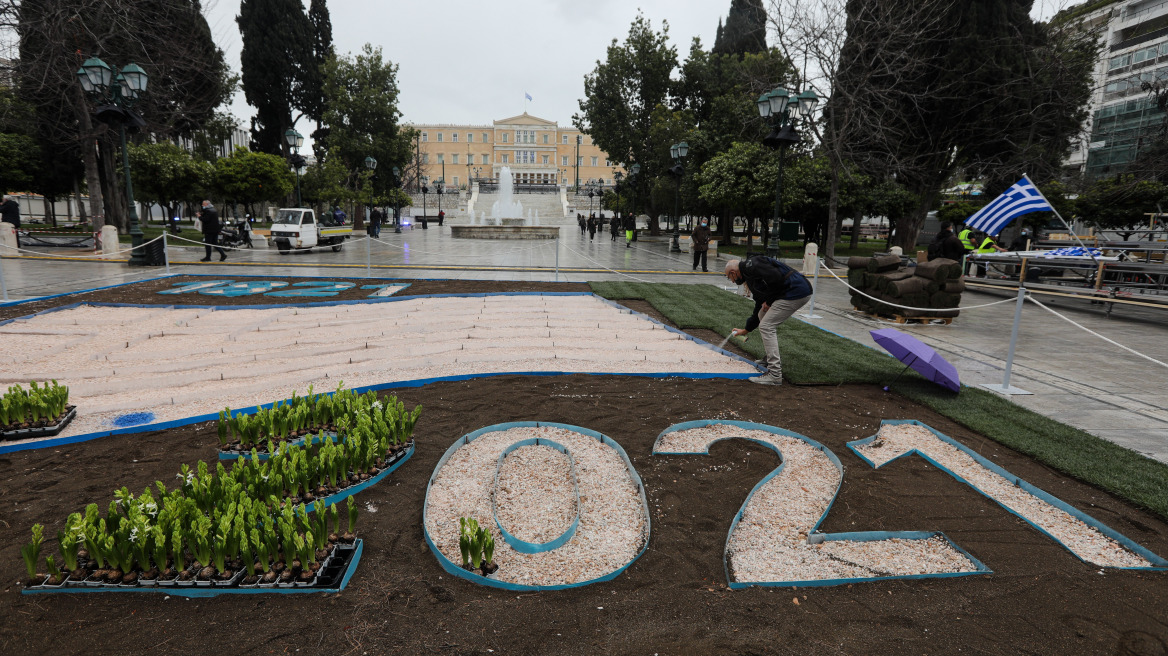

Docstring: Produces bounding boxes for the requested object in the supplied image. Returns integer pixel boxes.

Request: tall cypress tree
[306,0,333,127]
[713,0,767,56]
[237,0,314,154]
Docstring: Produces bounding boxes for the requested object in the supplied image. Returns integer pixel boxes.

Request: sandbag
[914,258,958,282]
[867,254,902,273]
[887,276,930,298]
[847,256,873,271]
[943,279,966,294]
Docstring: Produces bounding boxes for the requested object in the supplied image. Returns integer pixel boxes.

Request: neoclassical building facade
[411,113,623,189]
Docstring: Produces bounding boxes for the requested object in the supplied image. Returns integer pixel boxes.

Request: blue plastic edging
[423,421,651,591]
[22,539,363,597]
[652,419,994,589]
[847,419,1168,570]
[312,442,414,510]
[491,437,581,554]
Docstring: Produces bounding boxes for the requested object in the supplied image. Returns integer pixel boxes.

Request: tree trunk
[75,86,105,231]
[849,208,862,250]
[894,188,939,251]
[824,168,841,264]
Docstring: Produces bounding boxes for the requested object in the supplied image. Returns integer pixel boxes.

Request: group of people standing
[930,221,1036,277]
[578,213,639,247]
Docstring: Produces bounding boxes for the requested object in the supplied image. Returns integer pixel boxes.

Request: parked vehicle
[270,208,352,253]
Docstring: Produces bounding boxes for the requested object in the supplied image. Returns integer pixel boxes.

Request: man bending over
[726,256,812,385]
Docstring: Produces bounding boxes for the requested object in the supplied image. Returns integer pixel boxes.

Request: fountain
[451,166,558,239]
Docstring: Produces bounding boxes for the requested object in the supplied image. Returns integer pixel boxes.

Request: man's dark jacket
[738,256,812,331]
[0,199,20,227]
[200,205,221,235]
[931,229,965,261]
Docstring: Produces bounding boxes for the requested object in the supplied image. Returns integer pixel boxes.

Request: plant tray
[22,539,364,596]
[1,407,77,441]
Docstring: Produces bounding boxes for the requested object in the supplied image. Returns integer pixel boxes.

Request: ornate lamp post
[669,142,689,253]
[574,135,582,192]
[77,57,149,266]
[421,175,429,225]
[392,166,402,233]
[629,163,641,242]
[364,156,377,229]
[758,86,818,258]
[613,170,623,219]
[284,129,305,206]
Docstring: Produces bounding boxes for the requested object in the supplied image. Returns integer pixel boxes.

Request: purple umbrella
[870,328,961,393]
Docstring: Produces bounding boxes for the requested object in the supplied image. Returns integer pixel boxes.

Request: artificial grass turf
[591,280,1168,521]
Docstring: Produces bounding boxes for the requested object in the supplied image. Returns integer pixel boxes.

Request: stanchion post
[0,252,8,301]
[981,286,1032,395]
[366,234,371,278]
[799,257,823,320]
[163,232,170,275]
[555,234,559,282]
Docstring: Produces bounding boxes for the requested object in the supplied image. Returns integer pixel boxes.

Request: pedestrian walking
[610,215,620,241]
[624,215,634,247]
[579,214,586,236]
[369,207,383,238]
[587,215,597,241]
[198,200,227,262]
[692,218,711,271]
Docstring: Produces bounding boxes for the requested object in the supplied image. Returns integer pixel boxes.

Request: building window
[562,135,569,144]
[421,132,428,142]
[577,156,583,166]
[562,156,569,166]
[453,176,459,186]
[423,153,429,164]
[483,132,489,143]
[482,154,490,164]
[543,134,549,144]
[591,157,598,167]
[437,133,444,142]
[451,133,458,142]
[502,154,509,163]
[467,133,473,142]
[605,159,611,167]
[452,154,459,164]
[502,133,509,143]
[542,155,549,164]
[438,154,444,164]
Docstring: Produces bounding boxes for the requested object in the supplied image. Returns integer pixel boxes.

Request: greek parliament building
[410,113,624,188]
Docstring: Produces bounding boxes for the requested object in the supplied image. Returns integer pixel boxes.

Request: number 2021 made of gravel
[1,280,1166,655]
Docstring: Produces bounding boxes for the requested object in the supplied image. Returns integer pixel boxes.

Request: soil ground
[1,279,1167,655]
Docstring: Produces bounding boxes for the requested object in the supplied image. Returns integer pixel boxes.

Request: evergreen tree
[713,0,768,56]
[238,0,315,154]
[306,0,334,128]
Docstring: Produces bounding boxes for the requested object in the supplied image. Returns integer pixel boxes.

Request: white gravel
[655,423,981,584]
[854,423,1153,569]
[1,296,754,444]
[426,425,647,587]
[494,444,578,544]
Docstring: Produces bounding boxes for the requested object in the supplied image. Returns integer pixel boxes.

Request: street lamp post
[421,176,429,227]
[669,142,689,253]
[758,86,819,258]
[391,166,402,233]
[284,129,306,207]
[78,57,149,266]
[613,171,623,220]
[574,135,581,193]
[629,163,641,242]
[364,156,377,230]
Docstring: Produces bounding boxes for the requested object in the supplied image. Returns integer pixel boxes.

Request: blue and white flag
[525,92,533,101]
[963,177,1052,236]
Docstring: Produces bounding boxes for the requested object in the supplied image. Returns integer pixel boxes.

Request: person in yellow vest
[972,232,1007,277]
[957,224,977,276]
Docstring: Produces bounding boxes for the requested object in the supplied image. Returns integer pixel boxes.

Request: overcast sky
[203,0,1067,133]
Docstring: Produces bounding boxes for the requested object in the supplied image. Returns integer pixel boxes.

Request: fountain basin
[450,226,559,240]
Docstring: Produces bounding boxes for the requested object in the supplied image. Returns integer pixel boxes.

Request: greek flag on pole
[525,92,533,101]
[963,177,1052,236]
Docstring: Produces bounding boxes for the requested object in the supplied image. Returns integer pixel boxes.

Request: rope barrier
[1027,296,1168,370]
[0,234,166,259]
[820,265,1022,313]
[167,233,271,254]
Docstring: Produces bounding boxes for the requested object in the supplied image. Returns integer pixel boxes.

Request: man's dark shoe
[219,254,227,261]
[199,257,210,262]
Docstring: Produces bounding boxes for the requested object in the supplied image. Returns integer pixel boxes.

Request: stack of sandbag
[845,256,964,318]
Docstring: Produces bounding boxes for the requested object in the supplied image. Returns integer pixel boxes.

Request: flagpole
[1022,173,1099,267]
